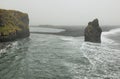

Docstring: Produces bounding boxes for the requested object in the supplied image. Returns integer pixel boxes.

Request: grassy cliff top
[0,9,29,36]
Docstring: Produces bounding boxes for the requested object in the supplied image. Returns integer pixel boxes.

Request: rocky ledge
[84,19,102,43]
[0,9,30,42]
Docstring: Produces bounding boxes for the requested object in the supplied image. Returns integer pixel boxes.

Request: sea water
[0,27,120,79]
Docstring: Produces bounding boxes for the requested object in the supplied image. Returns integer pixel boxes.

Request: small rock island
[84,19,102,43]
[0,9,30,42]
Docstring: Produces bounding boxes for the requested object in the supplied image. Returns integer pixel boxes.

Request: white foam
[60,36,75,41]
[0,49,7,54]
[102,28,120,35]
[101,35,115,44]
[12,41,18,46]
[101,28,120,44]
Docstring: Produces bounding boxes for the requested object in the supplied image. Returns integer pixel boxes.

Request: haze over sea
[1,0,120,79]
[0,26,120,79]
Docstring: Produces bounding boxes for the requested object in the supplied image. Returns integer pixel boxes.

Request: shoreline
[30,25,120,37]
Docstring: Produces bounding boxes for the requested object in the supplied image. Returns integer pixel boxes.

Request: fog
[1,0,120,25]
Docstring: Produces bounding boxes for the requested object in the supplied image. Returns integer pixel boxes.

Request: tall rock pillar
[84,19,102,43]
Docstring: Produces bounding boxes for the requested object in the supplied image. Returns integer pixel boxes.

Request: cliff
[0,9,30,42]
[84,19,102,43]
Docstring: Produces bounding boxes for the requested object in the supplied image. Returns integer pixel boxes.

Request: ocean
[0,26,120,79]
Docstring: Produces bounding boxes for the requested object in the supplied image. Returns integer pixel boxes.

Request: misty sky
[1,0,120,25]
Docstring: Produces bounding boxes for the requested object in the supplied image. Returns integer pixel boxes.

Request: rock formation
[0,9,30,42]
[84,19,102,43]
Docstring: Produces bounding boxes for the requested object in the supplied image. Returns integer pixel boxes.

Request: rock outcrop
[0,9,30,42]
[84,19,102,43]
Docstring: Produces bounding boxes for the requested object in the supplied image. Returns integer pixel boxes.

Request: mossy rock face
[0,9,30,42]
[84,19,102,43]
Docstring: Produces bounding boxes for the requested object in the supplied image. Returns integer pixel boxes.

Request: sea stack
[0,9,30,42]
[84,19,102,43]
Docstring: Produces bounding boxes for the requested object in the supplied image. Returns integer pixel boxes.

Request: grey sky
[1,0,120,25]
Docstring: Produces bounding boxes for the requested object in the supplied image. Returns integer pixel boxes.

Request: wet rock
[84,19,102,43]
[0,9,30,42]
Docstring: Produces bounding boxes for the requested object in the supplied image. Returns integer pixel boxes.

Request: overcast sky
[1,0,120,25]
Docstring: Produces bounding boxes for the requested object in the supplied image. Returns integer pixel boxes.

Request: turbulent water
[0,27,120,79]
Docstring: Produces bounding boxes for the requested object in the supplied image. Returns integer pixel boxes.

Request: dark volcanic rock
[0,9,30,42]
[84,19,102,43]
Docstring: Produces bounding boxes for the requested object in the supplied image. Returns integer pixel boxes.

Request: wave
[62,40,120,79]
[0,41,18,55]
[79,41,120,79]
[102,28,120,44]
[61,28,120,79]
[59,36,77,41]
[102,28,120,35]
